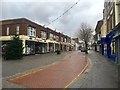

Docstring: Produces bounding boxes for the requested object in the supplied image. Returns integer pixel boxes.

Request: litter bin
[56,50,60,55]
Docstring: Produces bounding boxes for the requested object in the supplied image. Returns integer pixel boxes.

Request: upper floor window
[16,25,19,35]
[64,38,67,42]
[27,26,36,37]
[61,37,64,42]
[53,35,56,40]
[68,38,71,43]
[41,31,46,39]
[50,33,54,40]
[6,27,9,35]
[56,36,59,42]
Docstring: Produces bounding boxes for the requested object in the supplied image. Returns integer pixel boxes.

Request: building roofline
[0,18,43,27]
[95,19,103,32]
[0,18,71,38]
[0,18,26,22]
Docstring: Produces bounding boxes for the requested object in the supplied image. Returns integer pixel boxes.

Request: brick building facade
[0,18,73,55]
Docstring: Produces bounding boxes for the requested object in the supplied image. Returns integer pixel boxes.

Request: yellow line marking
[8,62,58,81]
[64,58,89,88]
[52,62,57,65]
[7,54,71,81]
[7,62,59,81]
[9,69,43,81]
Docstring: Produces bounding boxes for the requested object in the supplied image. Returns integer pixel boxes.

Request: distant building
[94,20,103,52]
[71,38,79,51]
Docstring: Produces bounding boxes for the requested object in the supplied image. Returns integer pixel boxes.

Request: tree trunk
[85,41,88,54]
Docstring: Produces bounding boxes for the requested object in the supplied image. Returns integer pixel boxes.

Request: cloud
[1,0,104,37]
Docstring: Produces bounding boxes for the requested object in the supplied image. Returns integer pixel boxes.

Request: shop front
[55,43,60,51]
[96,40,101,52]
[105,31,116,61]
[100,38,106,55]
[25,41,35,55]
[35,42,47,54]
[104,23,120,63]
[115,36,120,64]
[113,22,120,64]
[49,43,54,52]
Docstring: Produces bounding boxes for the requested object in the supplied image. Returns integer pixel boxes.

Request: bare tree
[77,22,93,54]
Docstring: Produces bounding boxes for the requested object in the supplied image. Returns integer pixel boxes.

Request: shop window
[111,41,115,54]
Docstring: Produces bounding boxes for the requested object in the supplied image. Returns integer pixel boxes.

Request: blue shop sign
[113,22,120,38]
[105,31,115,43]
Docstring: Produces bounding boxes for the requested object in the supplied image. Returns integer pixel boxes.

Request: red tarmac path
[8,51,88,88]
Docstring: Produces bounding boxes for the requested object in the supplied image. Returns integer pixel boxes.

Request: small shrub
[4,35,23,60]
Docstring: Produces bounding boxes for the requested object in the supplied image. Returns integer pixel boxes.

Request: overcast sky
[1,0,104,37]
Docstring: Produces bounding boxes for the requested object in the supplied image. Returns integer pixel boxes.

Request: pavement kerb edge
[64,56,90,88]
[4,53,72,81]
[6,61,61,81]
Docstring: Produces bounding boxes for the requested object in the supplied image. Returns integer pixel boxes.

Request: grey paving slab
[69,50,118,88]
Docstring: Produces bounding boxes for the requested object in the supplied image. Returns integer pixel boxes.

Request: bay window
[41,31,46,39]
[50,33,54,40]
[27,26,36,37]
